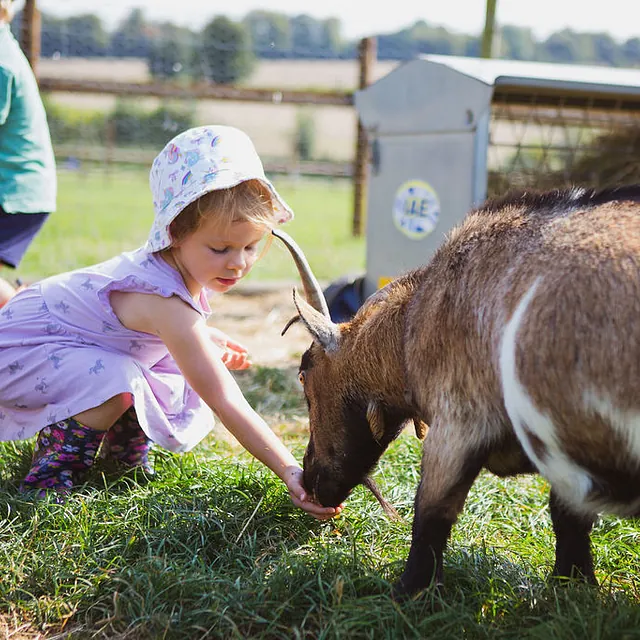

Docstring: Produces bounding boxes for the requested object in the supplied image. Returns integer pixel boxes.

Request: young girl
[0,124,341,520]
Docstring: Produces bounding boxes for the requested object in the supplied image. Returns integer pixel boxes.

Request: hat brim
[146,171,293,253]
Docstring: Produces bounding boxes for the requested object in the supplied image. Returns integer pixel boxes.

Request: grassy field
[13,168,365,286]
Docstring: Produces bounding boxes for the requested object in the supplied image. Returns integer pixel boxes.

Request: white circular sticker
[392,180,440,240]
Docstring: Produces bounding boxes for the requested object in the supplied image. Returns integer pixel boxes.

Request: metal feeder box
[354,55,640,298]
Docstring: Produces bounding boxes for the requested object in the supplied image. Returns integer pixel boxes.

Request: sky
[27,0,639,43]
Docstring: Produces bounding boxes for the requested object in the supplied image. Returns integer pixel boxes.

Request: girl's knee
[103,393,134,413]
[73,393,134,431]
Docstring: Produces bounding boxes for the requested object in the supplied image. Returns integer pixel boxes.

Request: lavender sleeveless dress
[0,248,215,452]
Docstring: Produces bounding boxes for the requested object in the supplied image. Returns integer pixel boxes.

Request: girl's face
[168,215,269,296]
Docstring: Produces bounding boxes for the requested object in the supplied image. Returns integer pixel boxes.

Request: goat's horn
[272,229,331,318]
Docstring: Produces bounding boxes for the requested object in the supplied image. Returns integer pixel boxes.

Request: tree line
[11,8,640,84]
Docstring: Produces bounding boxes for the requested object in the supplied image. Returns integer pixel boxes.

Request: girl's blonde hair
[0,0,15,23]
[168,178,275,246]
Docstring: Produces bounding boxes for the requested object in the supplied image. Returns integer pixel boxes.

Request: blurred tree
[592,33,622,66]
[376,21,473,60]
[290,14,319,57]
[289,15,345,58]
[36,13,107,57]
[412,22,467,55]
[464,36,482,57]
[201,16,255,84]
[376,29,416,60]
[110,8,150,57]
[38,14,67,57]
[147,23,194,79]
[65,14,109,56]
[499,26,537,60]
[622,38,640,66]
[540,30,582,63]
[243,11,291,58]
[318,18,342,58]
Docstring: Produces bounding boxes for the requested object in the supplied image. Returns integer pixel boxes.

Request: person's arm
[111,291,342,520]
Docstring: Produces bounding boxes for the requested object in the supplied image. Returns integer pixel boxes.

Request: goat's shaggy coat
[276,186,640,596]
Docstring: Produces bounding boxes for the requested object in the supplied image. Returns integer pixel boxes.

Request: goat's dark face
[272,229,413,508]
[299,342,408,508]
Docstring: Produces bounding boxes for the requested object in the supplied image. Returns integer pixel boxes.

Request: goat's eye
[298,371,305,386]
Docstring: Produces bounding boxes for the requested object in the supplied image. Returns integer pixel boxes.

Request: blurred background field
[39,58,398,162]
[15,168,364,286]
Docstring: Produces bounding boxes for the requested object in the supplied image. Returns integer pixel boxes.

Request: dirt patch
[207,285,312,368]
[205,285,313,441]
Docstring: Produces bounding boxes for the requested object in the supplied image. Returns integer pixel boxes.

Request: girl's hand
[208,327,251,370]
[283,466,344,521]
[221,347,251,371]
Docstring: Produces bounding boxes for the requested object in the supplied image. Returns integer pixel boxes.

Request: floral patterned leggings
[21,407,153,496]
[102,406,153,473]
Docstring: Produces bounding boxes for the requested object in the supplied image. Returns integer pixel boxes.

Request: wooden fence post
[352,37,377,237]
[19,0,41,77]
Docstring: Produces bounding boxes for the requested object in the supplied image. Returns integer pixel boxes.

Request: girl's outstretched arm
[111,291,342,520]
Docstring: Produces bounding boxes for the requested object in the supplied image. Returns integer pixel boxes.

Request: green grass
[13,168,365,286]
[1,367,639,639]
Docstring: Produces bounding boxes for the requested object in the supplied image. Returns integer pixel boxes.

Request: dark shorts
[0,206,50,268]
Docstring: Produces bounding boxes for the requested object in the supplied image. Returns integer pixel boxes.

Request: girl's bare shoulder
[109,290,199,335]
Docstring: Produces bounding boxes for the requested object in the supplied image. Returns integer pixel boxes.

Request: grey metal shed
[354,55,640,298]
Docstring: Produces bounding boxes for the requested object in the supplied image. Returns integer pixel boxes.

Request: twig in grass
[234,495,264,543]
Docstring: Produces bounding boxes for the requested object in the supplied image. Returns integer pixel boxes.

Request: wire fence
[488,95,640,195]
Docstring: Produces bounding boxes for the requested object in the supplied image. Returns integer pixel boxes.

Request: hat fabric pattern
[146,125,294,252]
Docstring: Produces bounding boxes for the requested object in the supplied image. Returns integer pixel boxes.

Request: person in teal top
[0,0,56,307]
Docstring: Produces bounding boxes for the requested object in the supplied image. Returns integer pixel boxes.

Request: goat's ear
[293,289,340,352]
[281,315,300,336]
[367,400,385,443]
[413,418,428,440]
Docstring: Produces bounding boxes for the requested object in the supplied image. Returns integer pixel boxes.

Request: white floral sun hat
[146,125,294,252]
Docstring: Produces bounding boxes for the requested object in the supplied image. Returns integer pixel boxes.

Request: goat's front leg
[394,420,486,598]
[549,489,597,584]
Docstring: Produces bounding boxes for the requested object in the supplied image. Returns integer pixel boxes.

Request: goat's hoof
[391,582,411,602]
[549,570,598,587]
[392,578,443,603]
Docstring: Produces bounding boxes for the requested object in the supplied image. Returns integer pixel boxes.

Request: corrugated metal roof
[421,55,640,96]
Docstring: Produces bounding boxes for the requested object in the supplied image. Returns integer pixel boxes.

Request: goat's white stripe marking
[499,279,594,510]
[583,390,640,464]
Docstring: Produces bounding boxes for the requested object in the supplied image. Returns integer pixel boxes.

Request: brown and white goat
[274,186,640,597]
